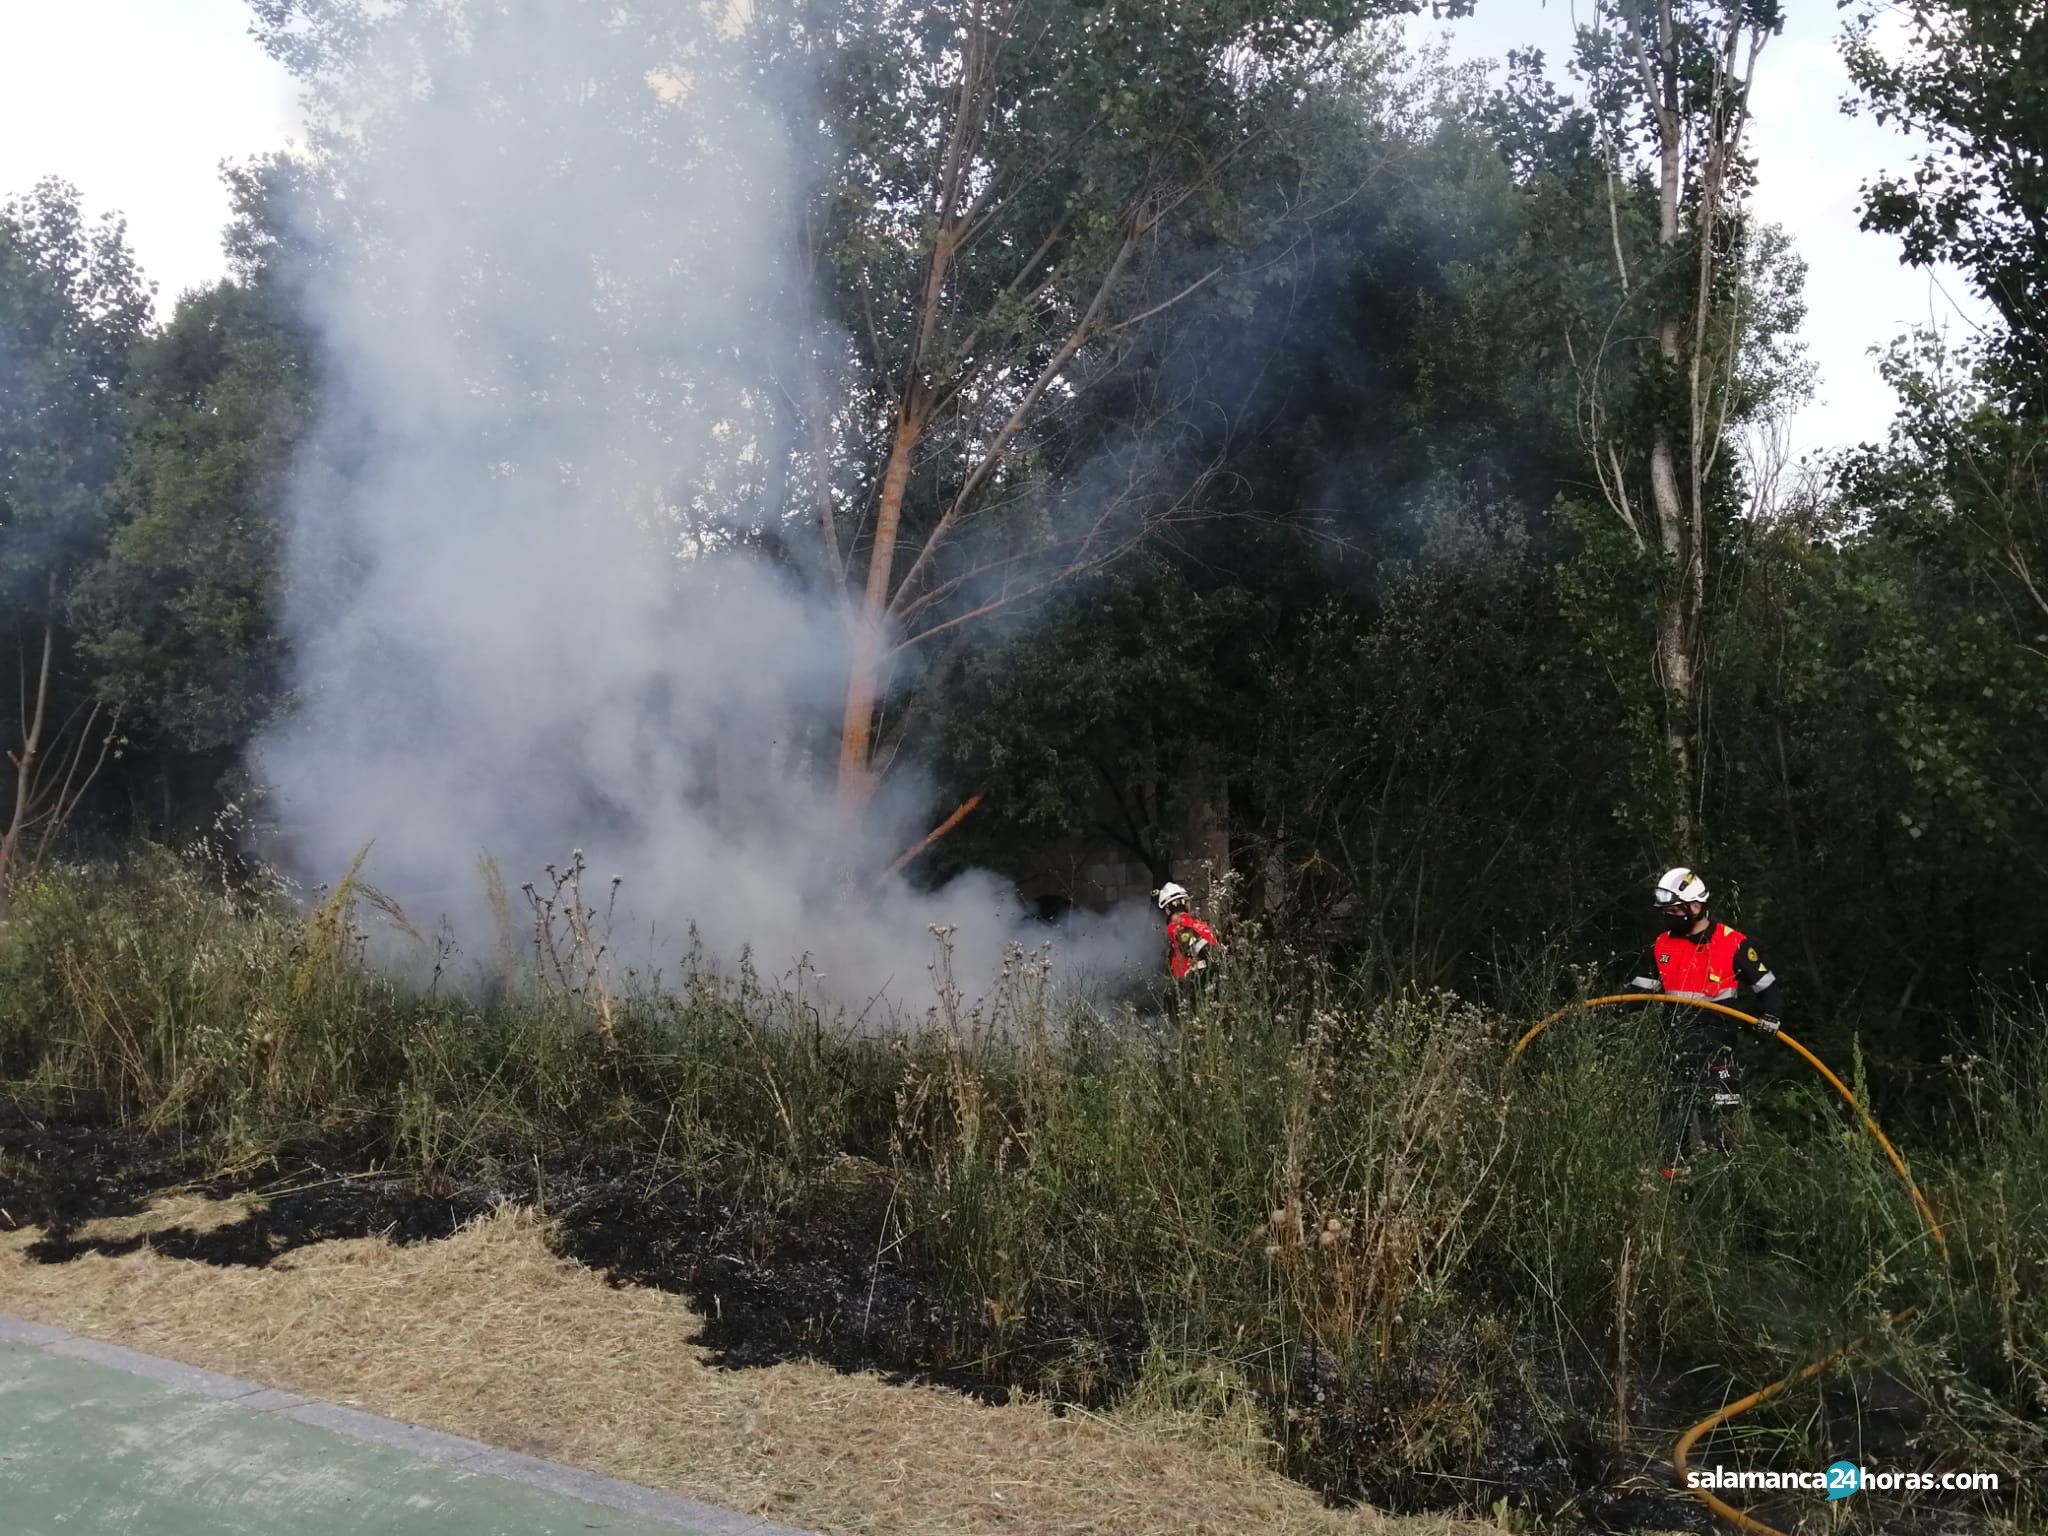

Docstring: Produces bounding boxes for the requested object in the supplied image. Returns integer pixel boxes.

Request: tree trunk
[1655,560,1698,848]
[1647,0,1699,851]
[1586,0,1773,853]
[836,407,923,810]
[0,624,56,915]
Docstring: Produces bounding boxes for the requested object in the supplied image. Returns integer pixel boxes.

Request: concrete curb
[0,1312,820,1536]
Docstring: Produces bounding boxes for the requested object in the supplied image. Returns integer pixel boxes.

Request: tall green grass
[0,848,2038,1528]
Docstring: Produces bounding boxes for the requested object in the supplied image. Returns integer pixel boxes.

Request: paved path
[0,1317,815,1536]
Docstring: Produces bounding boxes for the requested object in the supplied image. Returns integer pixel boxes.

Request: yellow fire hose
[1511,994,1948,1536]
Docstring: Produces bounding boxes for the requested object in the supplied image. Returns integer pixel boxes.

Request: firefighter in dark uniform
[1631,867,1788,1175]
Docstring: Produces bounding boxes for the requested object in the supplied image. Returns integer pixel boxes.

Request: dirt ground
[0,1193,1506,1536]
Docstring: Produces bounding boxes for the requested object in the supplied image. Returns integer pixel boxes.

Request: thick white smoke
[252,2,1155,1004]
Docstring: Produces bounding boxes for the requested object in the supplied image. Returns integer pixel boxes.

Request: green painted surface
[0,1342,699,1535]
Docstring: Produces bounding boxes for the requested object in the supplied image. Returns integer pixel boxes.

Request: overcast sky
[0,0,1994,462]
[0,0,299,298]
[1427,0,1992,464]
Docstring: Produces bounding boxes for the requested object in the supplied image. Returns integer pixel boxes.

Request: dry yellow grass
[72,1190,262,1242]
[0,1200,1501,1536]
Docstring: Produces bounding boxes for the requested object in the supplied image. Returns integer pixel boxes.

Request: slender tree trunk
[831,19,983,815]
[0,624,56,914]
[837,407,923,810]
[821,13,1218,831]
[1645,0,1700,850]
[1649,375,1697,846]
[1587,0,1773,855]
[1655,568,1698,847]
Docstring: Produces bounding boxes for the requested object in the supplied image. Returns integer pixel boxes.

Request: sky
[1427,0,1993,463]
[0,0,1995,464]
[0,0,300,302]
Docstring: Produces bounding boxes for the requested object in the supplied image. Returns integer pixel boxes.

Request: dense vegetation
[0,852,2039,1528]
[2,0,2044,1529]
[3,5,2040,1066]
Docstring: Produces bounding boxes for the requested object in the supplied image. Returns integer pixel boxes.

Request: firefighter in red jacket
[1155,882,1219,979]
[1630,866,1788,1172]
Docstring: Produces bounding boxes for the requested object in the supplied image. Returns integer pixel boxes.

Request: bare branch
[884,224,1142,619]
[1105,261,1228,336]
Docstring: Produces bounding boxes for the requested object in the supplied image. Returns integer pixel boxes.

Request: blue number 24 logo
[1824,1460,1863,1501]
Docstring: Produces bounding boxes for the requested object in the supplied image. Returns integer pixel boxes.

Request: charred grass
[0,851,2040,1534]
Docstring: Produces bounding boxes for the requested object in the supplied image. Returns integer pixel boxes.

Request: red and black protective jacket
[1631,922,1784,1018]
[1167,911,1218,979]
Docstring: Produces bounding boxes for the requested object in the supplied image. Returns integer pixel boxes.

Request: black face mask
[1661,905,1701,937]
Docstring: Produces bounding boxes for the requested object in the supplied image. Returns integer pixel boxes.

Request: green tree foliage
[1820,352,2048,1011]
[70,277,311,761]
[932,62,1647,988]
[0,180,151,898]
[1241,525,1633,994]
[0,169,314,858]
[255,0,1450,820]
[757,1,1458,809]
[1563,0,1794,844]
[1819,0,2048,1039]
[0,2,2038,1058]
[1846,0,2048,393]
[0,180,151,611]
[1841,0,2047,690]
[939,557,1248,883]
[68,165,316,772]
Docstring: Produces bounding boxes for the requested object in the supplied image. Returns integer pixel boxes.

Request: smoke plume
[251,2,1154,1005]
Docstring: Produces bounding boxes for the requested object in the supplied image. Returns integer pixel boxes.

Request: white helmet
[1653,867,1709,906]
[1155,882,1190,912]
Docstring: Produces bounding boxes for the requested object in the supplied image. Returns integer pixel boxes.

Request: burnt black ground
[545,1165,1150,1405]
[0,1098,195,1234]
[0,1100,1144,1403]
[0,1097,1981,1534]
[25,1175,496,1267]
[0,1099,495,1264]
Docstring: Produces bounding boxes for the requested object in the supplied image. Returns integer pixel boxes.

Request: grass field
[0,849,2040,1532]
